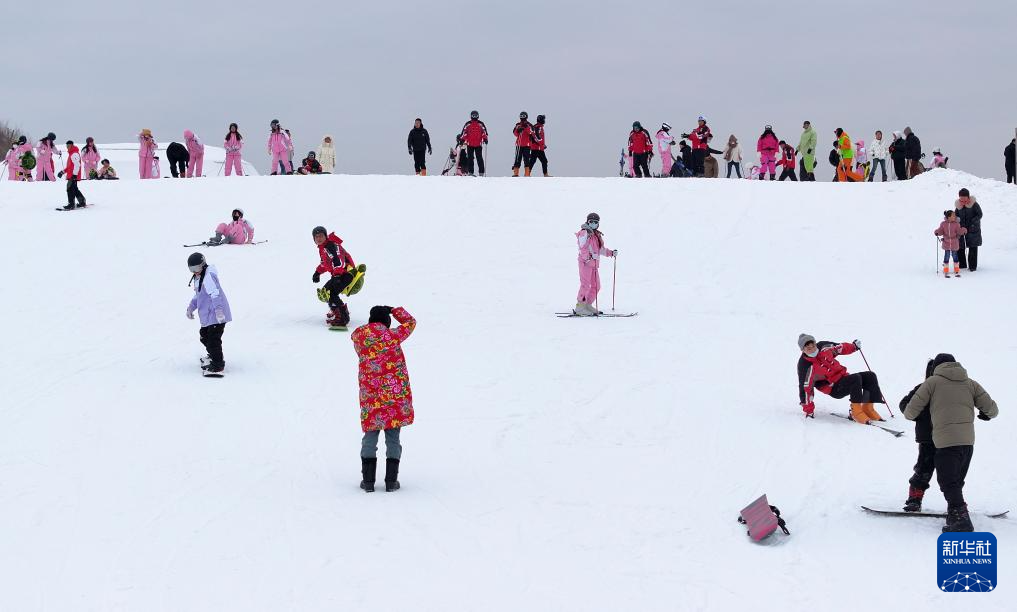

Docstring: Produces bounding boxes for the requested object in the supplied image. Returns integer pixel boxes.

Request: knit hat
[932,353,956,369]
[798,333,816,350]
[369,306,392,327]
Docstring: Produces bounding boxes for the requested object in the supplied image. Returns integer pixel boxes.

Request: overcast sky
[7,0,1016,178]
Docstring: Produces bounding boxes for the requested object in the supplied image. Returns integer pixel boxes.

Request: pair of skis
[183,240,268,247]
[555,311,637,318]
[827,411,904,437]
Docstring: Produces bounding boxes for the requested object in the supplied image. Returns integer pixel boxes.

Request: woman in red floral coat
[352,305,416,492]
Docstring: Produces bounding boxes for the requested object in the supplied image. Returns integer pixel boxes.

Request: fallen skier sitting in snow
[207,208,255,245]
[796,334,885,423]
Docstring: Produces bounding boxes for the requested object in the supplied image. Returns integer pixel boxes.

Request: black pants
[778,167,798,181]
[909,441,937,490]
[66,177,85,206]
[200,323,226,368]
[726,161,741,178]
[892,157,907,180]
[529,150,548,174]
[633,153,651,177]
[1007,167,1015,183]
[797,158,810,181]
[867,158,887,182]
[830,371,883,404]
[513,146,531,170]
[935,445,973,509]
[412,149,427,173]
[466,145,485,175]
[169,158,187,178]
[691,149,705,176]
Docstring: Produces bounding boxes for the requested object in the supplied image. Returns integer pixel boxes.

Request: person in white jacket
[318,135,336,173]
[723,134,743,178]
[867,130,889,182]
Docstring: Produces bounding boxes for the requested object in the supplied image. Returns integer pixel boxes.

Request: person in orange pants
[797,334,885,422]
[834,128,864,182]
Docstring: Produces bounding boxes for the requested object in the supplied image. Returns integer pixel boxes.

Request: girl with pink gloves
[224,123,243,176]
[184,130,205,177]
[208,208,255,246]
[574,212,617,316]
[756,125,779,181]
[81,137,101,179]
[267,119,292,174]
[138,129,158,179]
[36,133,60,181]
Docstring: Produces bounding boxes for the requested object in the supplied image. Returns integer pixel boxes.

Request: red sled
[738,494,790,541]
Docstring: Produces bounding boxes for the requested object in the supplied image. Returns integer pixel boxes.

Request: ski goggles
[189,263,204,273]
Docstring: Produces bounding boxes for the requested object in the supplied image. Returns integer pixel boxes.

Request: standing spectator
[459,110,488,176]
[935,209,966,277]
[512,111,533,176]
[184,130,204,177]
[1005,138,1016,184]
[777,141,797,181]
[854,139,868,178]
[407,119,431,175]
[59,140,86,210]
[628,121,653,178]
[318,135,337,173]
[352,305,417,493]
[267,120,292,175]
[955,188,982,271]
[723,135,742,178]
[867,131,889,182]
[796,121,817,181]
[681,116,712,177]
[138,129,158,179]
[904,353,998,532]
[36,132,59,181]
[679,140,694,172]
[656,123,675,177]
[904,126,922,178]
[81,137,100,179]
[528,114,550,177]
[834,128,863,182]
[890,131,907,180]
[756,125,779,180]
[166,142,189,178]
[224,123,244,177]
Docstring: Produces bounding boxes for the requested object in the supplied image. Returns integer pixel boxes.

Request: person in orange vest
[834,128,864,182]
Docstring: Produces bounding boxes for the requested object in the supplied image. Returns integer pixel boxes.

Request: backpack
[21,150,36,170]
[828,149,839,167]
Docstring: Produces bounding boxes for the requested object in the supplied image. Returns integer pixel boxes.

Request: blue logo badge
[938,532,997,592]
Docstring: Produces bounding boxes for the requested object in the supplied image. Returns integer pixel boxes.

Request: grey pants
[361,427,402,459]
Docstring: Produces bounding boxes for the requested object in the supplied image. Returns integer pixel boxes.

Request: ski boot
[849,403,871,424]
[326,301,350,329]
[206,232,225,246]
[862,403,885,422]
[384,458,400,492]
[942,504,974,532]
[360,457,377,493]
[903,486,925,512]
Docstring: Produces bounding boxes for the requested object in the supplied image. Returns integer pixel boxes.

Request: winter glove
[186,308,195,320]
[408,149,413,155]
[312,271,321,283]
[215,307,226,324]
[853,339,861,349]
[977,412,991,421]
[612,249,618,256]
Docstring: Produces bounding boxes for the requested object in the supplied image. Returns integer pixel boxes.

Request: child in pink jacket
[209,208,255,245]
[184,130,205,177]
[138,129,158,179]
[574,212,617,316]
[935,209,967,277]
[267,120,292,174]
[81,137,101,178]
[756,126,779,181]
[224,123,243,176]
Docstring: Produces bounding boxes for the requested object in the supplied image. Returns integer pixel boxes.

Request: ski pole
[612,254,617,311]
[859,347,895,418]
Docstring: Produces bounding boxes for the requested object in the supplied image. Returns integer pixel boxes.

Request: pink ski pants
[271,150,291,174]
[224,153,243,176]
[186,152,204,178]
[577,260,601,303]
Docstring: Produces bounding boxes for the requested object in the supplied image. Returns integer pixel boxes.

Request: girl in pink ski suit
[4,144,19,180]
[81,137,101,178]
[267,123,292,174]
[756,126,779,180]
[656,124,675,176]
[212,208,255,245]
[224,123,243,176]
[36,135,59,181]
[8,138,32,181]
[184,130,205,177]
[138,129,158,179]
[575,212,616,315]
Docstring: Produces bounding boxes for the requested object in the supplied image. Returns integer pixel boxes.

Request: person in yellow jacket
[834,128,864,182]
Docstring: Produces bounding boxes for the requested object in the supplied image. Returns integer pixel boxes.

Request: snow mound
[0,171,1014,610]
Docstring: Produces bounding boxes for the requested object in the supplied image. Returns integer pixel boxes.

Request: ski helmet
[312,225,328,239]
[271,119,280,126]
[46,132,56,142]
[519,111,528,120]
[587,212,600,222]
[187,252,206,272]
[661,122,671,132]
[933,148,942,155]
[632,121,642,130]
[470,110,479,120]
[232,208,244,218]
[698,115,706,122]
[536,114,546,124]
[308,151,316,158]
[764,125,773,131]
[17,135,26,145]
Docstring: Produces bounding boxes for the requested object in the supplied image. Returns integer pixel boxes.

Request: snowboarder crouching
[312,226,358,328]
[186,252,232,375]
[797,334,884,423]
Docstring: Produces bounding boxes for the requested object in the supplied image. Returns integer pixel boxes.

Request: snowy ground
[0,169,1014,611]
[47,142,260,179]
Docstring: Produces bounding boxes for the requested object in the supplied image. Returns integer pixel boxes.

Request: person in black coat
[954,188,983,271]
[1005,138,1016,184]
[900,358,936,512]
[407,118,432,175]
[889,131,907,180]
[903,126,922,178]
[166,142,189,178]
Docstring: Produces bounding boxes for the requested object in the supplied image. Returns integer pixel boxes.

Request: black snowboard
[861,506,1008,519]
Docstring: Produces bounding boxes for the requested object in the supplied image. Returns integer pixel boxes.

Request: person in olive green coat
[796,121,817,181]
[904,353,998,532]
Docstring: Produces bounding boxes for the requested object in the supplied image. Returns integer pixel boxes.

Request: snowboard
[861,506,1008,519]
[55,204,95,211]
[328,325,348,332]
[200,357,224,378]
[183,240,268,248]
[828,412,904,437]
[556,312,638,318]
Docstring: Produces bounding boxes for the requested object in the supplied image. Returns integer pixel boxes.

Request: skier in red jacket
[527,115,549,177]
[312,225,357,327]
[796,334,885,423]
[512,111,533,176]
[628,121,654,178]
[459,110,489,176]
[681,116,712,176]
[777,141,798,181]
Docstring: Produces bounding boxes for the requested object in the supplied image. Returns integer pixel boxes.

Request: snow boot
[327,301,350,326]
[420,168,427,176]
[543,172,551,177]
[61,203,76,210]
[849,403,870,424]
[943,265,950,277]
[769,173,776,181]
[524,167,532,177]
[942,504,974,532]
[360,457,377,492]
[384,458,400,492]
[512,167,520,177]
[903,486,925,512]
[953,264,961,277]
[862,403,884,421]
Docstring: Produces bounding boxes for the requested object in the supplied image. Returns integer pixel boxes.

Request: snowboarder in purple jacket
[186,252,233,374]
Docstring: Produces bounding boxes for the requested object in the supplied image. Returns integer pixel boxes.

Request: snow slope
[47,142,260,179]
[0,169,1014,611]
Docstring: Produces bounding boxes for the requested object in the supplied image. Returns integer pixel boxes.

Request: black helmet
[17,135,26,145]
[587,212,600,222]
[470,110,479,120]
[632,121,641,130]
[312,225,328,238]
[520,111,528,120]
[187,252,206,272]
[308,151,316,158]
[46,132,56,141]
[270,119,280,126]
[536,114,545,124]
